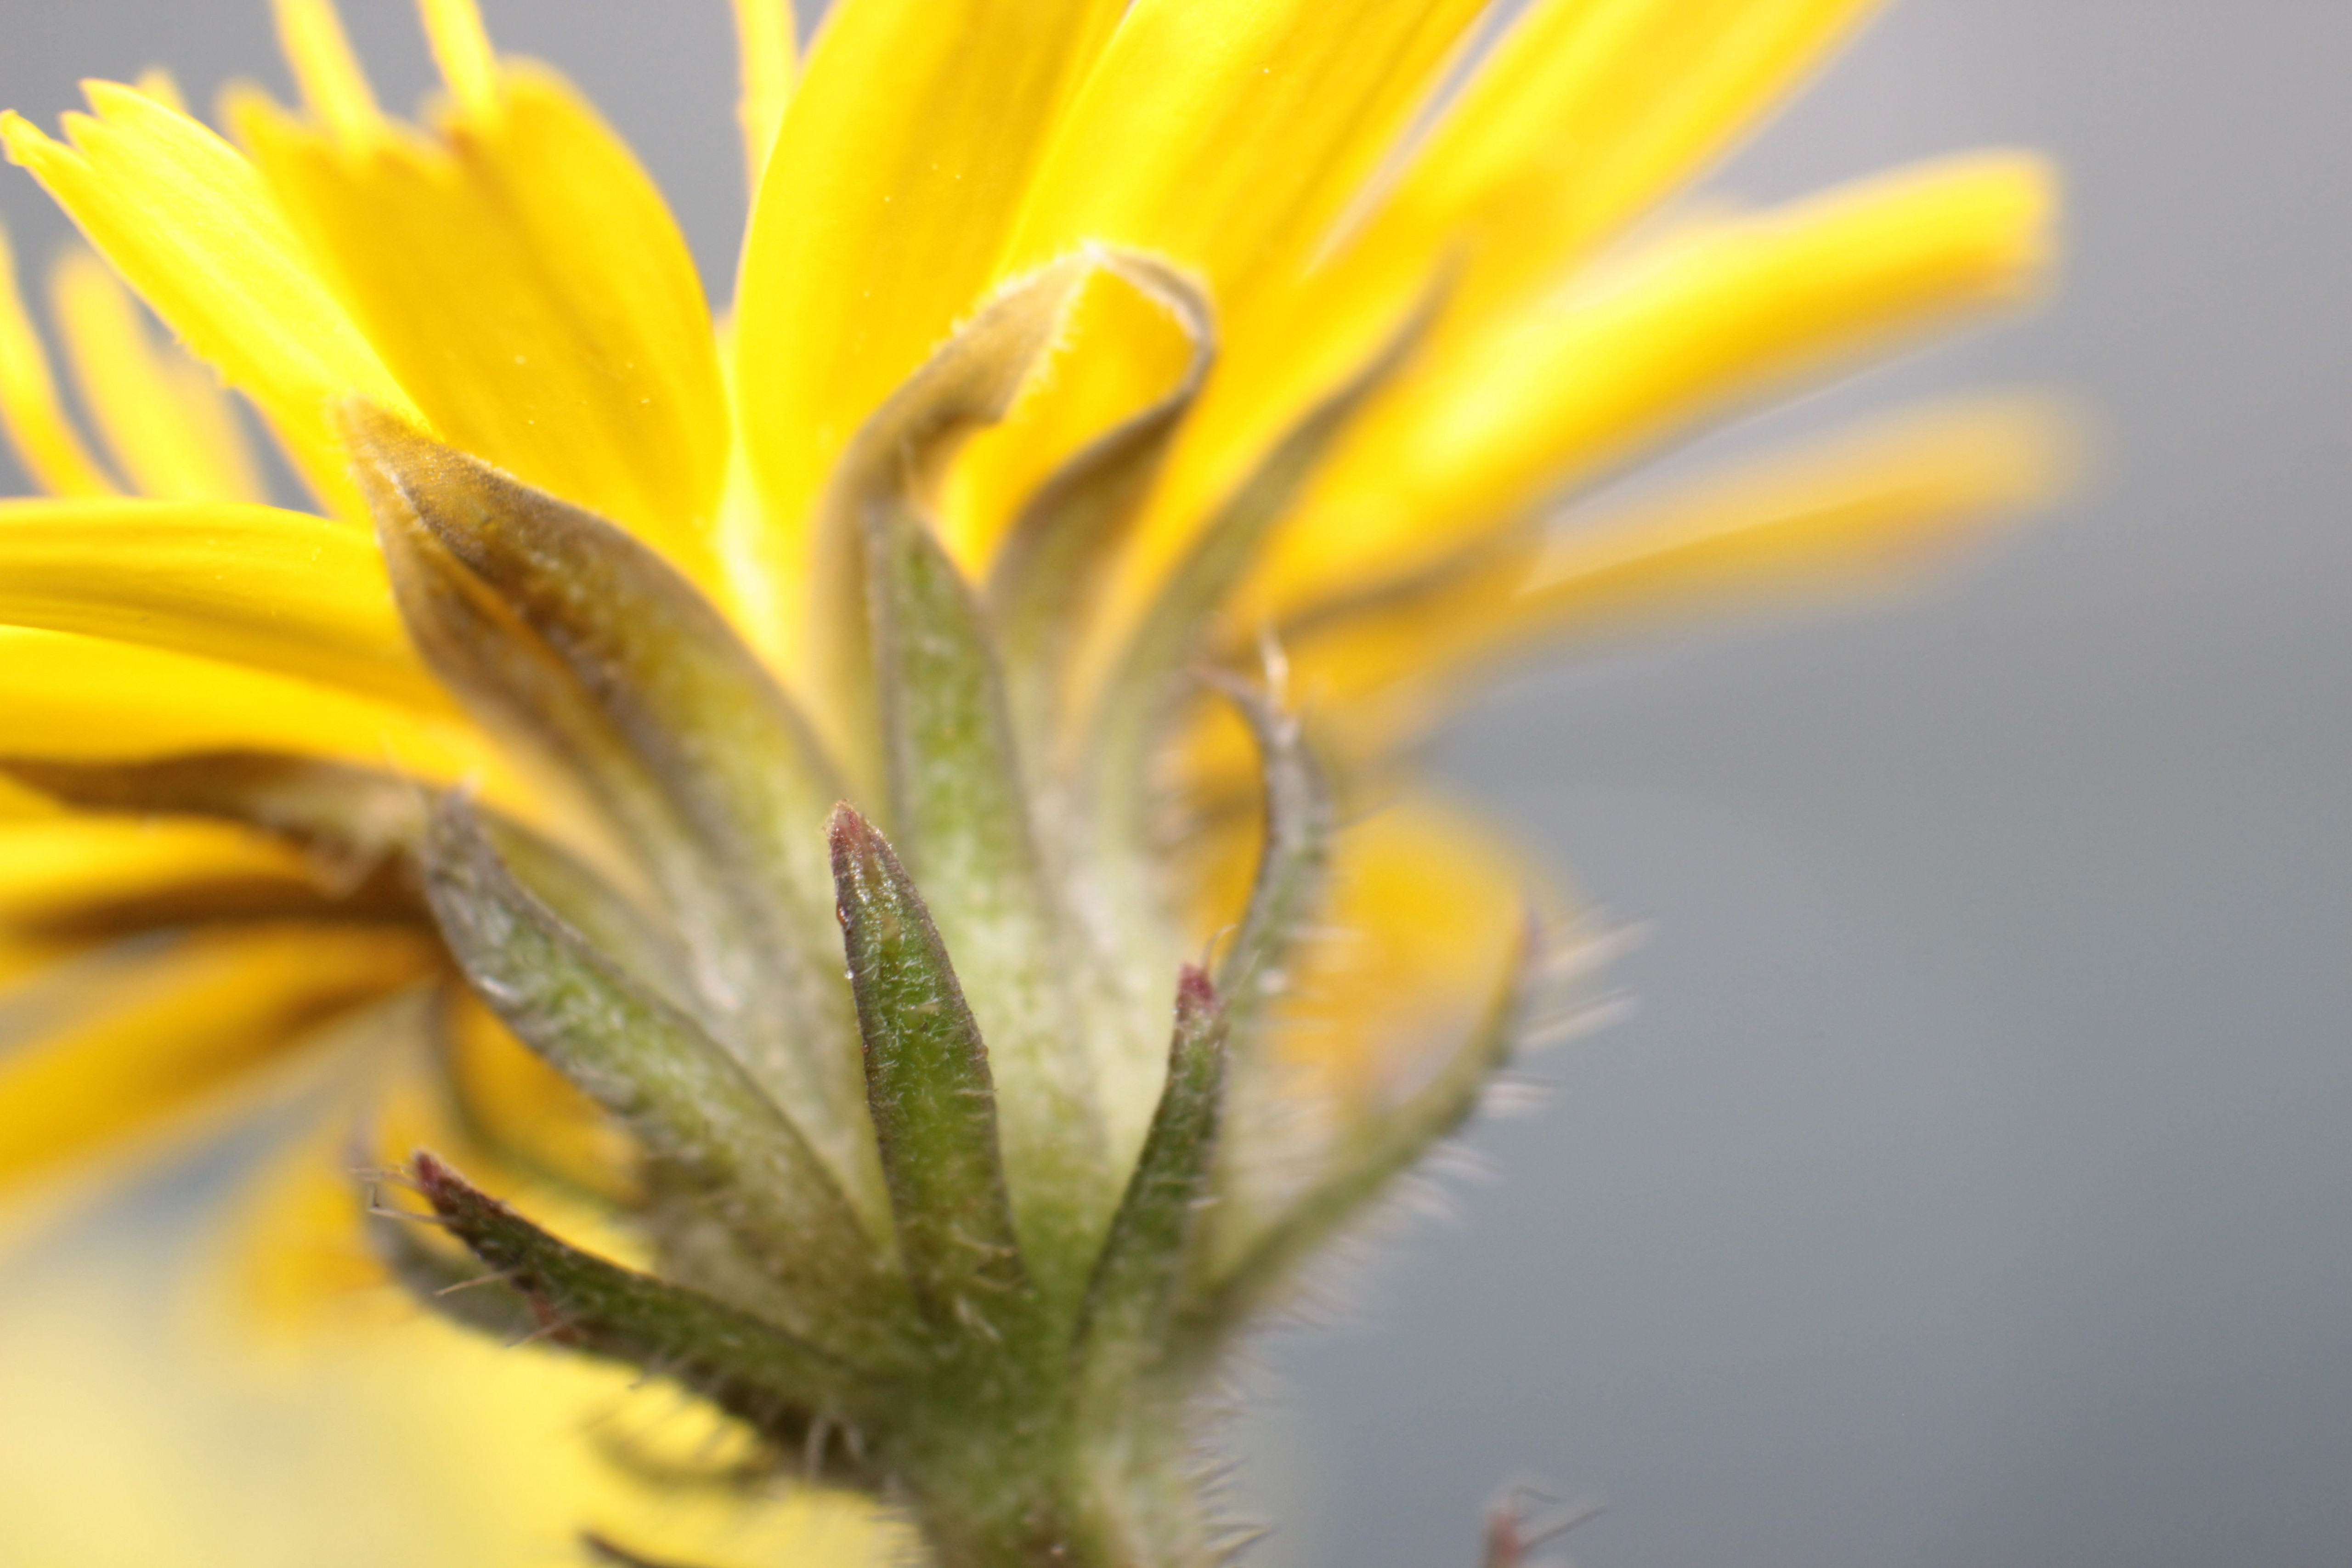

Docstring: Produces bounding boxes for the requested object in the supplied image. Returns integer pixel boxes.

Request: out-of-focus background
[1,3,2346,1566]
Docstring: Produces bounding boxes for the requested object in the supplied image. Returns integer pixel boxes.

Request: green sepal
[1202,676,1332,1042]
[344,406,882,1229]
[1070,964,1228,1408]
[986,252,1216,755]
[409,1151,876,1441]
[350,407,686,857]
[423,796,904,1354]
[867,495,1045,905]
[467,816,697,1020]
[1178,913,1538,1355]
[864,427,1104,1305]
[828,803,1031,1341]
[365,1188,540,1342]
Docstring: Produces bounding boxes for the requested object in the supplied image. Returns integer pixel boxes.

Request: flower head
[0,0,2065,1560]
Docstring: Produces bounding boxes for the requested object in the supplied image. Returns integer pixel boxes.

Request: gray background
[2,3,2347,1566]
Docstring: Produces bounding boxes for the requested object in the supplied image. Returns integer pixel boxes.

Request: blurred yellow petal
[0,815,318,926]
[441,990,639,1206]
[1515,394,2075,627]
[234,68,730,581]
[198,1060,888,1563]
[1179,398,2074,824]
[226,998,639,1330]
[1204,397,2075,803]
[1192,795,1535,1246]
[49,249,266,503]
[129,67,189,117]
[732,0,1123,641]
[0,932,72,989]
[1159,0,1886,552]
[1364,0,1884,315]
[0,1147,899,1568]
[215,1095,414,1336]
[0,923,435,1190]
[1272,800,1533,1104]
[0,497,442,707]
[0,627,496,781]
[0,84,414,518]
[271,0,384,144]
[731,0,797,197]
[0,773,64,819]
[1267,153,2059,605]
[0,221,115,498]
[419,0,500,119]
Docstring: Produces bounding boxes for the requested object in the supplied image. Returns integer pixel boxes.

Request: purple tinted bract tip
[1176,962,1217,1012]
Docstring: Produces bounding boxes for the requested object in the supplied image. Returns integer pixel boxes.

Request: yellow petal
[219,1069,424,1333]
[198,1044,882,1560]
[0,220,115,498]
[1006,0,1488,306]
[1220,396,2075,796]
[1363,0,1885,315]
[802,253,1091,770]
[0,1126,900,1566]
[271,0,384,144]
[1193,794,1535,1149]
[440,991,639,1207]
[1266,153,2059,606]
[1160,0,1885,541]
[0,627,496,782]
[418,0,499,119]
[731,0,797,198]
[233,68,730,581]
[1514,393,2078,628]
[130,68,189,118]
[224,997,638,1331]
[731,0,1124,643]
[0,923,435,1190]
[0,933,73,991]
[0,84,413,518]
[959,0,1488,566]
[0,497,441,707]
[0,803,423,997]
[49,249,267,504]
[941,256,1214,572]
[1295,803,1533,1104]
[0,776,62,819]
[0,815,320,928]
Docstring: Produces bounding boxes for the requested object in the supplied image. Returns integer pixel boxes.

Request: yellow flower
[0,0,2067,1561]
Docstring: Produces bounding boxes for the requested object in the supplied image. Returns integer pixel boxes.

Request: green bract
[339,270,1548,1568]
